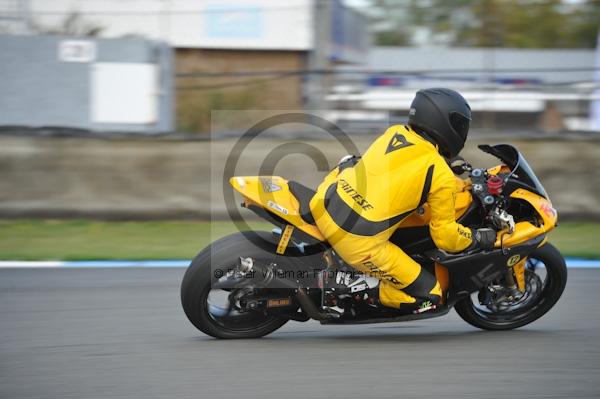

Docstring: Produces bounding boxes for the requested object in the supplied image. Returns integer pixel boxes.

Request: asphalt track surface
[1,268,599,399]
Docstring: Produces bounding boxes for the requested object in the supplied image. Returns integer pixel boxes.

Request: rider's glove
[448,156,471,175]
[469,228,497,251]
[338,154,355,165]
[337,154,360,172]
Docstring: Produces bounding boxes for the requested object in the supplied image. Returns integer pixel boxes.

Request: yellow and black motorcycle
[181,144,567,339]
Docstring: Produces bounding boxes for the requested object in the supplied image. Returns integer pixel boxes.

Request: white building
[0,0,370,132]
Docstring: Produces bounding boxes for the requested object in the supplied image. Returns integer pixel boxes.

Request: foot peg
[412,301,437,314]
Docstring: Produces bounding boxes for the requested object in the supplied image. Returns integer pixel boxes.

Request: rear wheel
[181,232,290,339]
[455,243,567,330]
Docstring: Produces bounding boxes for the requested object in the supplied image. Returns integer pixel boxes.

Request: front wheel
[455,243,567,330]
[181,232,290,339]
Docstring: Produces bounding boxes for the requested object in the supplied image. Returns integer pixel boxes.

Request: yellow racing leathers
[309,125,474,309]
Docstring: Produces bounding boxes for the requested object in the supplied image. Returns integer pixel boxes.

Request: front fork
[479,258,528,306]
[511,258,527,292]
[503,257,528,295]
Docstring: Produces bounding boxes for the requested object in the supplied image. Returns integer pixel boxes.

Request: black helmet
[408,88,472,158]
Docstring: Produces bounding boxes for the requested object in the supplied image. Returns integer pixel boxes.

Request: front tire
[181,231,289,339]
[455,243,567,330]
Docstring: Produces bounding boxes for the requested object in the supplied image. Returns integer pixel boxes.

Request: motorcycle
[181,144,567,339]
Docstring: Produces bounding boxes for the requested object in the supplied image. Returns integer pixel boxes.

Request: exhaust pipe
[295,288,341,321]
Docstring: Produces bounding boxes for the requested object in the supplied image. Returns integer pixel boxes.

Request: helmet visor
[449,112,470,140]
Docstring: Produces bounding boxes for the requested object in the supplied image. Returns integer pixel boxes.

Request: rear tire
[455,242,567,330]
[181,231,289,339]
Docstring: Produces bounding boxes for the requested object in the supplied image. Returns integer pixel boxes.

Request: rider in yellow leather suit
[310,88,496,312]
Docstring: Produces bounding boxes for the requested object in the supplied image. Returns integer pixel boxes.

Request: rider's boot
[323,268,442,314]
[399,268,443,314]
[322,268,380,306]
[372,266,443,314]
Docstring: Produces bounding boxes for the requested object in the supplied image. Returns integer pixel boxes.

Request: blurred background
[0,0,599,261]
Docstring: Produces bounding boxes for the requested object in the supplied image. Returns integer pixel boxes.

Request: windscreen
[478,144,548,198]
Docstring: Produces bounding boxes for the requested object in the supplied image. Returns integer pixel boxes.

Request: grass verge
[0,219,598,261]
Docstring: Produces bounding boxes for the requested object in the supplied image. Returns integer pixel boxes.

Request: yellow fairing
[230,176,325,241]
[487,165,512,176]
[494,188,558,248]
